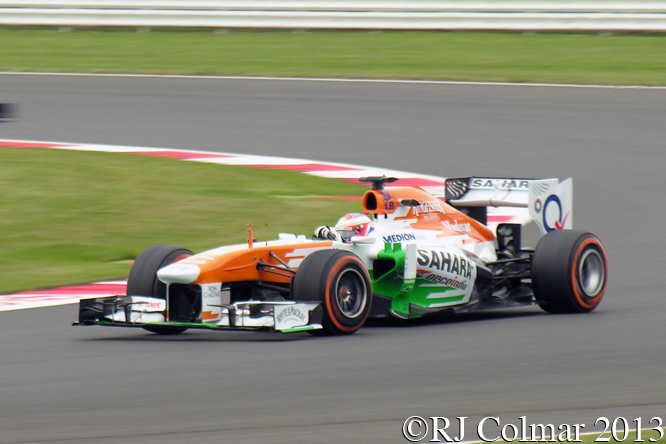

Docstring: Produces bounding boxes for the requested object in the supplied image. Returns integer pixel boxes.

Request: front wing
[75,295,323,333]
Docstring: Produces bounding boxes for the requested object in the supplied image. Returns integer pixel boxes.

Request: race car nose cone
[157,264,200,284]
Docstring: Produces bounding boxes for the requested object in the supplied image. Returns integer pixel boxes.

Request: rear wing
[444,177,572,237]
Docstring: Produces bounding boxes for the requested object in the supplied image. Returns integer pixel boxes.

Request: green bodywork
[370,243,468,319]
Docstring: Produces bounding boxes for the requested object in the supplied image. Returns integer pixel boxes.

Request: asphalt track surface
[1,74,665,444]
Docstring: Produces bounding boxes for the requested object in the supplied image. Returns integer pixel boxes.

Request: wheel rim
[578,248,604,297]
[334,268,368,319]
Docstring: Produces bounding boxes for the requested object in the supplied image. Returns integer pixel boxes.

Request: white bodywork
[448,177,573,236]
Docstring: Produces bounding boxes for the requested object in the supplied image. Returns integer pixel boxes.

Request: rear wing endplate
[444,177,573,236]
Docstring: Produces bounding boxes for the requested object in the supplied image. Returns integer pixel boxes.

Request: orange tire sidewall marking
[570,238,607,309]
[324,255,369,333]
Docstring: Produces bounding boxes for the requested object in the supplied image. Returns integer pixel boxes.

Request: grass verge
[1,29,665,85]
[465,428,664,444]
[0,147,364,294]
[589,429,664,443]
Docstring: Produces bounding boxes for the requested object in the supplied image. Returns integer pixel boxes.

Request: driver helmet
[334,213,372,242]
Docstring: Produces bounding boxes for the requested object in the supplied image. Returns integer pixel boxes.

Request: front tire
[532,230,607,313]
[292,250,372,335]
[127,245,193,334]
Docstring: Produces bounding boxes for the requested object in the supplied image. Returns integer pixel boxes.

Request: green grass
[1,29,666,84]
[0,147,364,294]
[591,429,665,443]
[563,428,664,443]
[465,428,664,444]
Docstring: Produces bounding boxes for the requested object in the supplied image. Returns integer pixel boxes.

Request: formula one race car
[76,176,607,336]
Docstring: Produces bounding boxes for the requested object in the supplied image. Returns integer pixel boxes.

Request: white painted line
[2,71,665,90]
[41,144,171,153]
[305,168,425,179]
[0,298,80,312]
[187,155,316,166]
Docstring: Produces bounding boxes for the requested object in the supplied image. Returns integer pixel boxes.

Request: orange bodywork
[168,186,495,286]
[176,241,335,285]
[362,187,495,245]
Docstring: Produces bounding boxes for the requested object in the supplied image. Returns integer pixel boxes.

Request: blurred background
[1,2,665,444]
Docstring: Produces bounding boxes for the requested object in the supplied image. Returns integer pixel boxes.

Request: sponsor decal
[135,301,164,310]
[202,284,230,306]
[203,286,221,299]
[275,306,307,324]
[413,201,445,216]
[417,249,474,279]
[443,220,472,233]
[471,179,530,190]
[380,190,393,200]
[383,232,417,243]
[418,270,469,290]
[543,195,569,232]
[132,297,166,312]
[445,179,468,200]
[380,190,396,211]
[528,179,572,235]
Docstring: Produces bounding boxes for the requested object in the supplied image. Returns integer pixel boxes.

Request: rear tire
[127,245,193,334]
[532,230,607,313]
[292,250,372,335]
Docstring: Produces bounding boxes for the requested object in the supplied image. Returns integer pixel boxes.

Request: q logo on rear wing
[444,177,573,237]
[528,179,573,236]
